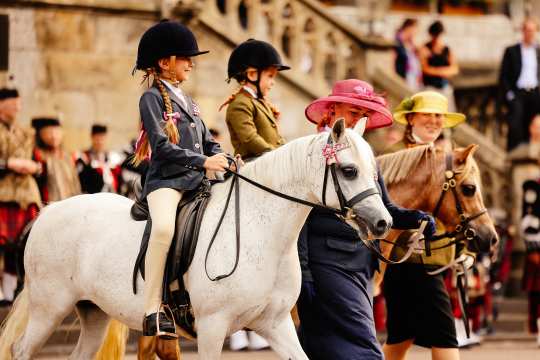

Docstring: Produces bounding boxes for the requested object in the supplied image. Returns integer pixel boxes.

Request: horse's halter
[321,135,380,221]
[429,153,487,254]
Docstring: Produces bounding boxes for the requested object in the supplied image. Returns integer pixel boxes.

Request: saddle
[131,178,212,338]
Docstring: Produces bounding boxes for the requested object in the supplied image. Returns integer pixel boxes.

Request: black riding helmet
[136,19,209,71]
[227,40,289,99]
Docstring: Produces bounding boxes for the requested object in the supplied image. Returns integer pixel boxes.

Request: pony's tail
[94,319,130,360]
[0,287,29,359]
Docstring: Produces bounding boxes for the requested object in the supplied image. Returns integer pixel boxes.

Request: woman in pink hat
[297,79,436,360]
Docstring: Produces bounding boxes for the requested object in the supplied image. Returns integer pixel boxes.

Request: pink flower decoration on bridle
[322,143,350,165]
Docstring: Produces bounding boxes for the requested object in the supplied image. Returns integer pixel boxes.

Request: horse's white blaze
[1,129,390,360]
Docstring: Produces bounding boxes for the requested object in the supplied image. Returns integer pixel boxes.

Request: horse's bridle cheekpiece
[429,153,487,253]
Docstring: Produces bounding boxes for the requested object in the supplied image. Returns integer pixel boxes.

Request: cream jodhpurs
[144,187,183,315]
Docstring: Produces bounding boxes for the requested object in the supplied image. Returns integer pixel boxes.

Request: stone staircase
[488,296,535,342]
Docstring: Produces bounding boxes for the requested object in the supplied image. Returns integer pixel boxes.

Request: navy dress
[297,170,433,360]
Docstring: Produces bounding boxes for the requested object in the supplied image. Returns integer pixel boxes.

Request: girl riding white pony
[0,119,391,360]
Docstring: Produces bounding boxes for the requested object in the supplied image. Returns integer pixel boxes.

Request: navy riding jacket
[298,169,433,280]
[139,85,222,199]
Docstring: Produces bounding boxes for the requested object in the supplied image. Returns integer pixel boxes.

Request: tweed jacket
[140,85,222,199]
[225,91,285,158]
[0,122,42,209]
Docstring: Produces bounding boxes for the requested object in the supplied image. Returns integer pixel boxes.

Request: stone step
[496,297,528,313]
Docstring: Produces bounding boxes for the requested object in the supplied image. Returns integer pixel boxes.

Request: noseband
[429,153,487,255]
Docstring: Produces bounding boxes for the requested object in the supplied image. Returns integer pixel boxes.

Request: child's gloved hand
[204,153,229,172]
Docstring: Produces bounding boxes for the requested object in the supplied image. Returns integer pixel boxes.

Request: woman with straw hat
[297,80,436,360]
[386,90,464,153]
[382,90,467,360]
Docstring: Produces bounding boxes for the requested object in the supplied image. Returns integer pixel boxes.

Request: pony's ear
[353,117,367,137]
[332,118,346,142]
[456,144,479,164]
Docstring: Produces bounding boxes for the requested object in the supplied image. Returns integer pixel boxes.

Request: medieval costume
[75,125,123,194]
[32,117,81,203]
[521,180,540,346]
[0,88,41,304]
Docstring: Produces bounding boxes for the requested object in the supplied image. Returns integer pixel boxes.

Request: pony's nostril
[491,235,499,247]
[376,220,388,234]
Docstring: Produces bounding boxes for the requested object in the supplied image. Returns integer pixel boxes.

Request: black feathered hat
[91,124,108,135]
[0,88,19,100]
[31,117,61,131]
[227,39,290,81]
[136,20,209,71]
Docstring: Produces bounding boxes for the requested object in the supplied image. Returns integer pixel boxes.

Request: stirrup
[156,304,178,340]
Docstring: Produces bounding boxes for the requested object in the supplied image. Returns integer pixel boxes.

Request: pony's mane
[376,145,434,185]
[240,134,321,185]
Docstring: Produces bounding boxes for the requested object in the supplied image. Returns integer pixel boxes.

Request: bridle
[320,136,380,221]
[428,153,487,256]
[204,132,380,281]
[376,151,488,266]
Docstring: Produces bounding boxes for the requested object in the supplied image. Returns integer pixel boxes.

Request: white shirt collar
[243,85,258,99]
[161,79,187,108]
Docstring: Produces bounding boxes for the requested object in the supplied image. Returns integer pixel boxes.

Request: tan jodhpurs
[144,188,182,315]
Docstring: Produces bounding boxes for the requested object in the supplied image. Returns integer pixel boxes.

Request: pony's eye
[461,184,476,197]
[340,166,358,179]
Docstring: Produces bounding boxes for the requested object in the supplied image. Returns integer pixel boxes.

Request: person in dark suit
[133,20,226,339]
[297,79,436,360]
[500,18,540,151]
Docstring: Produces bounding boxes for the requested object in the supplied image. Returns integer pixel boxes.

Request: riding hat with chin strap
[227,39,290,98]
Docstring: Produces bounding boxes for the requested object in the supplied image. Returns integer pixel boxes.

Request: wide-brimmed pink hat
[305,79,393,130]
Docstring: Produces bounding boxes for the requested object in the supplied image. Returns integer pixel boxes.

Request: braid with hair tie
[155,78,180,144]
[132,71,180,166]
[219,85,244,112]
[404,123,416,147]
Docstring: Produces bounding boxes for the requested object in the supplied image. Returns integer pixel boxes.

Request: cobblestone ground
[36,340,539,359]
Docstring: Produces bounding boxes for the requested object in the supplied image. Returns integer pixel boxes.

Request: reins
[204,133,381,281]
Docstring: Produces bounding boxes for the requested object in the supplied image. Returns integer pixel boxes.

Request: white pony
[0,120,392,360]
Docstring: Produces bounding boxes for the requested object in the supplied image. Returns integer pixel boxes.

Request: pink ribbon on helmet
[134,111,182,160]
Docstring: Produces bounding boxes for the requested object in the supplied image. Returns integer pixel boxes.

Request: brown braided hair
[219,85,244,112]
[133,64,180,166]
[404,114,417,147]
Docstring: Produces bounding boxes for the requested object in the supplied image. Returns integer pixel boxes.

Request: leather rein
[204,133,380,281]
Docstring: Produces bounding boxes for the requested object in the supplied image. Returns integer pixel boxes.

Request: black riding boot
[143,308,178,339]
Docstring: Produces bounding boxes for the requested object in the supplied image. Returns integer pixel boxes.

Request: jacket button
[194,143,200,149]
[190,123,196,128]
[272,124,277,128]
